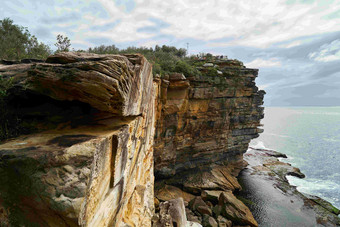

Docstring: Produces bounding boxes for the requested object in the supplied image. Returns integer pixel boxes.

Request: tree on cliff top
[88,44,196,77]
[0,18,51,60]
[55,34,71,53]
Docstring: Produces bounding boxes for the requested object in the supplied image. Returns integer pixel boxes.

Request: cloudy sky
[1,0,340,106]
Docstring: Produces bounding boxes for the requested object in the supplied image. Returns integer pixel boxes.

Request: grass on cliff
[87,45,202,78]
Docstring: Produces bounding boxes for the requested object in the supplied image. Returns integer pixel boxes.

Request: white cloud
[96,0,340,48]
[309,39,340,62]
[4,0,340,50]
[279,41,302,48]
[245,58,282,68]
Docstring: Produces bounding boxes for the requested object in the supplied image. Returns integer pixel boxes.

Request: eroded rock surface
[238,147,340,226]
[154,61,264,226]
[1,55,266,227]
[0,52,156,226]
[154,66,264,179]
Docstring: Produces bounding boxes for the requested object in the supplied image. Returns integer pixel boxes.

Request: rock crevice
[0,53,264,226]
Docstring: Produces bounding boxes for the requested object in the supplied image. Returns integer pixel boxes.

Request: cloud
[309,39,340,62]
[245,58,282,68]
[133,0,340,48]
[3,0,340,106]
[279,41,302,48]
[5,0,340,50]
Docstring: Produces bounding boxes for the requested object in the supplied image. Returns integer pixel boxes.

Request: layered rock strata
[0,53,265,226]
[153,61,265,226]
[0,53,156,226]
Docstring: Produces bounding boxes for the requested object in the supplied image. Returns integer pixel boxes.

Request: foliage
[0,75,12,98]
[88,44,119,54]
[26,35,51,59]
[0,18,51,60]
[87,44,199,77]
[55,34,71,53]
[0,75,14,141]
[205,67,218,77]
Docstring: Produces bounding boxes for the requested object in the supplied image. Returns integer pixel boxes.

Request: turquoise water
[250,107,340,209]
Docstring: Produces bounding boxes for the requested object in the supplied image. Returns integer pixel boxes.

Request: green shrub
[0,18,51,60]
[0,75,14,141]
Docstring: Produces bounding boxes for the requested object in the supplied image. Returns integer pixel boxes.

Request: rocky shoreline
[237,147,340,227]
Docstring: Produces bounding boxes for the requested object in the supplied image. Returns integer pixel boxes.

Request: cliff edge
[0,52,265,226]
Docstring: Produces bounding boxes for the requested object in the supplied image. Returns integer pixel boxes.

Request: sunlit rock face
[0,53,265,227]
[153,61,264,227]
[154,62,264,182]
[0,53,156,226]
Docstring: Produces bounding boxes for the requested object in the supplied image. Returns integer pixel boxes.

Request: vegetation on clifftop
[87,44,201,78]
[0,18,244,79]
[0,18,51,60]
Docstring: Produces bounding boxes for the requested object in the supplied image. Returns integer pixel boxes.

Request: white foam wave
[287,176,340,207]
[252,141,266,149]
[287,176,340,202]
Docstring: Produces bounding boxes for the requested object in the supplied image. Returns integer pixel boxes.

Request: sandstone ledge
[0,53,265,227]
[0,52,156,226]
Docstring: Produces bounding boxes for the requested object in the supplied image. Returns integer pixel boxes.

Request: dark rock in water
[304,194,340,215]
[238,148,340,226]
[263,161,306,179]
[249,146,287,158]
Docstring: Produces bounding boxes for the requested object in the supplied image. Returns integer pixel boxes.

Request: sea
[250,106,340,210]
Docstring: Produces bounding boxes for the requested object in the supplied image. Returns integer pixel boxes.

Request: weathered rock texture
[238,147,340,226]
[0,54,265,227]
[0,53,156,226]
[154,65,264,180]
[153,61,264,226]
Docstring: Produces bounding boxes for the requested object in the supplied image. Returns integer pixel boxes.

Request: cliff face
[153,61,264,226]
[0,53,156,226]
[0,53,265,226]
[154,62,264,179]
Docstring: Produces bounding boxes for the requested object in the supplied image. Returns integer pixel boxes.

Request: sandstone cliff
[0,53,156,226]
[153,61,264,226]
[0,53,265,226]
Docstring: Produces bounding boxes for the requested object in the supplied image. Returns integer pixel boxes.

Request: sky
[1,0,340,106]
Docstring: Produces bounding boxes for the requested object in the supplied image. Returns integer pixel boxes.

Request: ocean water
[250,106,340,209]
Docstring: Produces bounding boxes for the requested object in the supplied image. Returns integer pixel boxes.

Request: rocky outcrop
[0,53,156,226]
[238,147,340,226]
[154,64,264,179]
[0,54,265,226]
[154,62,264,226]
